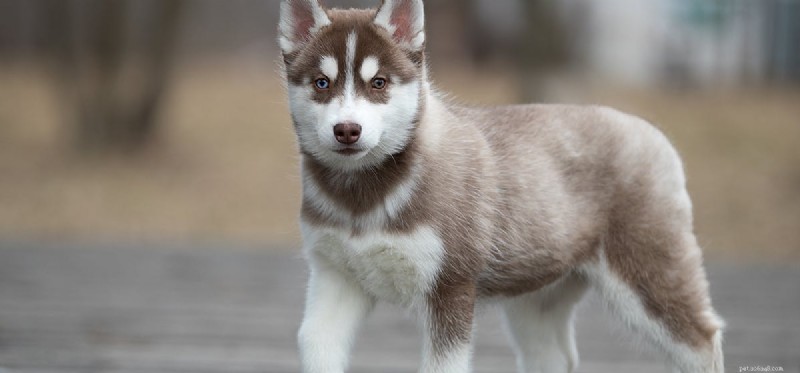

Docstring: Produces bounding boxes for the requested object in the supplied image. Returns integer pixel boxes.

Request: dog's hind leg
[577,130,726,372]
[501,274,588,373]
[583,230,724,373]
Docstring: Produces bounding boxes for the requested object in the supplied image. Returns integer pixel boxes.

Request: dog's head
[279,0,426,171]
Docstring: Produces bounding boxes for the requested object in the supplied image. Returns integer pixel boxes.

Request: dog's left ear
[278,0,331,55]
[374,0,425,51]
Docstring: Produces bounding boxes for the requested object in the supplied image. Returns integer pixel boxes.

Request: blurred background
[1,1,800,372]
[1,0,799,260]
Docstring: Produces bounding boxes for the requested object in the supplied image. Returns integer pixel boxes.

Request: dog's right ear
[374,0,425,51]
[278,0,331,55]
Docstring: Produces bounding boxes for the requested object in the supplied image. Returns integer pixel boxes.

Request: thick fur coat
[279,1,724,372]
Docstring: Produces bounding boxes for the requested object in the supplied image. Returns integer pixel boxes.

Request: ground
[0,241,798,372]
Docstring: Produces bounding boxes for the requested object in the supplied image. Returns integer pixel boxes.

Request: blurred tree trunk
[516,1,571,102]
[463,0,571,102]
[48,0,184,153]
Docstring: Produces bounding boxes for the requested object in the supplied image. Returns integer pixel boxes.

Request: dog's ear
[374,0,425,52]
[278,0,331,55]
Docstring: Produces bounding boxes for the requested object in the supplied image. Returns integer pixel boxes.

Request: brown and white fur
[279,1,724,372]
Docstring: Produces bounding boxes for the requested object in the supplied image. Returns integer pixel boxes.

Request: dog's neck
[301,138,418,213]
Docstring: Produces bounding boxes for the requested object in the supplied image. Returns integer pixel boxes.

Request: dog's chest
[306,226,445,304]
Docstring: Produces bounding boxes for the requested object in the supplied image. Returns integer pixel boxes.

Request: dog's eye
[314,78,330,90]
[371,78,387,90]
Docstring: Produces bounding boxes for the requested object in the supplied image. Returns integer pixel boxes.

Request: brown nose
[333,122,362,145]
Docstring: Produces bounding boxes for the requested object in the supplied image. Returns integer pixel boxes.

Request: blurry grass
[0,59,798,261]
[0,58,301,245]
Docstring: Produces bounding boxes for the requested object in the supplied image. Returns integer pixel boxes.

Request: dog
[278,1,724,372]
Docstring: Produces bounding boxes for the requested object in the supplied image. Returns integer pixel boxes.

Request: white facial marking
[320,56,338,81]
[360,56,380,82]
[288,28,420,171]
[344,32,357,100]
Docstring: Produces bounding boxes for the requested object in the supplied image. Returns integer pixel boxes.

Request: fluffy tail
[699,313,725,373]
[709,328,725,373]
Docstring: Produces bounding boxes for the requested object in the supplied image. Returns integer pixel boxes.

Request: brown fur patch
[284,9,420,105]
[301,141,416,216]
[428,280,476,354]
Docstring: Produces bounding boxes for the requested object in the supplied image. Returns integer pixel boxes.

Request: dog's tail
[708,327,725,373]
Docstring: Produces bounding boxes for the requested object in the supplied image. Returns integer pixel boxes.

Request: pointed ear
[373,0,425,51]
[278,0,331,55]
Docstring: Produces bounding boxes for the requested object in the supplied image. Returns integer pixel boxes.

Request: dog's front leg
[420,282,476,373]
[298,259,374,373]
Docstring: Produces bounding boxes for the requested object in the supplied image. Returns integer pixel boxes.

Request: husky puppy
[279,1,724,372]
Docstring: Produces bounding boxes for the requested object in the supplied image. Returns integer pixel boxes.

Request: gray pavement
[0,241,798,372]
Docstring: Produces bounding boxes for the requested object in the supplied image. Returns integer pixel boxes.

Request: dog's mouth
[335,147,366,156]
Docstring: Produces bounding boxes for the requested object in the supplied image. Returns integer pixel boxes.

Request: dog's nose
[334,122,362,145]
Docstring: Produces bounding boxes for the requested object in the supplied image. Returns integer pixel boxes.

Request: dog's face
[280,0,426,171]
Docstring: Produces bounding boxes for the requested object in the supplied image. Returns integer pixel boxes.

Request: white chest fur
[302,224,445,305]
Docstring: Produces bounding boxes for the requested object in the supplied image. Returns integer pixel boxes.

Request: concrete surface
[0,241,798,372]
